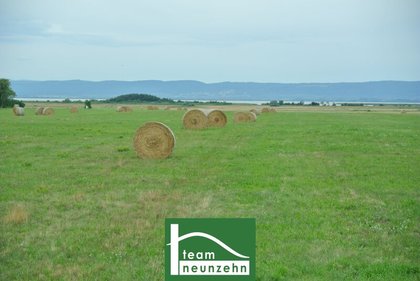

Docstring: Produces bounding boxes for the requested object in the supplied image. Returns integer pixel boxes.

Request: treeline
[265,100,382,106]
[104,93,231,105]
[105,93,175,103]
[264,100,317,106]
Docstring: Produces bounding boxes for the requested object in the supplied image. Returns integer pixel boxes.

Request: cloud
[45,23,64,34]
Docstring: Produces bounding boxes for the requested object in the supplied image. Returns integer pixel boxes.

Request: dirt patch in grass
[3,204,29,224]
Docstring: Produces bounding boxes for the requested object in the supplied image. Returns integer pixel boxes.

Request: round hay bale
[182,109,208,129]
[70,106,78,113]
[234,112,256,123]
[207,109,227,127]
[16,107,24,116]
[133,122,175,159]
[261,107,270,113]
[42,107,55,115]
[12,105,24,116]
[147,105,159,110]
[12,105,18,115]
[249,112,257,121]
[270,108,276,112]
[35,107,44,115]
[234,112,249,123]
[117,106,132,112]
[250,109,261,115]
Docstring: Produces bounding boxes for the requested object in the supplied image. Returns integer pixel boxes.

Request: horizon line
[8,79,420,84]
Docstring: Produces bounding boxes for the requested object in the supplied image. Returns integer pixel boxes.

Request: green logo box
[165,218,256,281]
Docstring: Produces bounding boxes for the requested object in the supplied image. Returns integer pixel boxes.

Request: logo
[165,218,255,280]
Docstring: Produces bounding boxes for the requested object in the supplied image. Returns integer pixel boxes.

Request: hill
[10,80,420,102]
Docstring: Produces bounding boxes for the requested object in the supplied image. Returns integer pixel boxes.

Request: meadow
[1,104,419,280]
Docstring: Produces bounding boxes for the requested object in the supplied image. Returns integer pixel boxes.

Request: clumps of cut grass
[117,147,130,152]
[3,204,29,224]
[117,106,132,112]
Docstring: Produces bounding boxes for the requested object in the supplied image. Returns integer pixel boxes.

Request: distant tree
[0,79,16,108]
[63,98,71,103]
[84,100,92,109]
[269,100,284,107]
[107,93,162,103]
[16,100,25,107]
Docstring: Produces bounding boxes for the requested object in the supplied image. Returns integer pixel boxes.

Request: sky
[0,0,419,83]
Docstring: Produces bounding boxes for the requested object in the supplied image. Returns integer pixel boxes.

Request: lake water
[16,97,420,105]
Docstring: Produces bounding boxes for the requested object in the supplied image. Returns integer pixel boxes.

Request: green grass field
[1,106,419,280]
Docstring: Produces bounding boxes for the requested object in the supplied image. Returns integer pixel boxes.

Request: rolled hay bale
[249,112,257,121]
[133,122,175,159]
[250,109,261,116]
[35,107,44,115]
[147,105,159,110]
[261,107,270,113]
[16,107,25,116]
[234,112,256,123]
[270,108,276,112]
[42,107,55,115]
[117,106,132,112]
[70,106,78,113]
[12,105,24,116]
[182,109,209,129]
[234,112,249,123]
[207,109,227,127]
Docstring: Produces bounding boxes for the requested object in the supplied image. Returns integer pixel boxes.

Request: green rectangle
[165,218,256,281]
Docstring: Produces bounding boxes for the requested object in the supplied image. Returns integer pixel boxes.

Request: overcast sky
[0,0,419,82]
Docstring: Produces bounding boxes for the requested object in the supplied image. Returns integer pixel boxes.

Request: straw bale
[42,107,55,115]
[133,122,175,159]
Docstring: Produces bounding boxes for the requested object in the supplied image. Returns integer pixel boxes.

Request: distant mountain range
[11,80,420,102]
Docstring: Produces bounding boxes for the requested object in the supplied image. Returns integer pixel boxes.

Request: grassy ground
[1,105,419,280]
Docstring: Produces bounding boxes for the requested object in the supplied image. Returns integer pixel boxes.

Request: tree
[0,79,16,108]
[84,100,92,109]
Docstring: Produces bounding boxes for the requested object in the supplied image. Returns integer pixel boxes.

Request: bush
[2,99,25,108]
[84,100,92,109]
